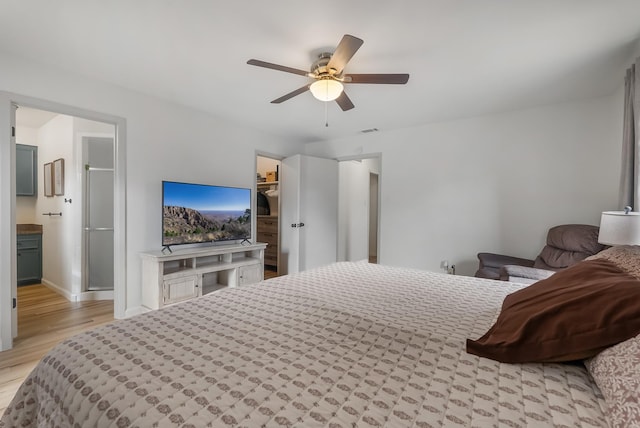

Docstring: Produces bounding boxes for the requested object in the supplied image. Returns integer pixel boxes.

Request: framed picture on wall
[53,158,64,196]
[43,162,53,197]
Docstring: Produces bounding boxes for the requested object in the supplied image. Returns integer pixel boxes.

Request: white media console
[140,242,267,310]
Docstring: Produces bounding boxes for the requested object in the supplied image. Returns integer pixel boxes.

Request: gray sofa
[475,224,605,284]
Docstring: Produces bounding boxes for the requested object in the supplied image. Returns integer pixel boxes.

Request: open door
[280,154,338,274]
[0,102,16,350]
[10,103,17,340]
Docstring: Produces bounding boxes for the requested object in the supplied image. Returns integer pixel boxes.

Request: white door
[280,154,338,274]
[10,104,17,340]
[338,161,370,262]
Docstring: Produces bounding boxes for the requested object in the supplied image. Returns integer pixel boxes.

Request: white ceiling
[15,107,59,129]
[3,1,640,143]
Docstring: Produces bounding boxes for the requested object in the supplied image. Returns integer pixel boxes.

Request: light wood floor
[0,284,114,415]
[264,266,278,279]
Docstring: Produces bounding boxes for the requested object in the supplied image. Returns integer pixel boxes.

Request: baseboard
[42,280,143,318]
[78,290,114,301]
[41,279,115,302]
[124,306,149,318]
[41,279,78,302]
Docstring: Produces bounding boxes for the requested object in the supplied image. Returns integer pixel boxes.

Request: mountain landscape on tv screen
[163,205,250,245]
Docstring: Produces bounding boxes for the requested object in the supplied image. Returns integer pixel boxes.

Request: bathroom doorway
[13,107,115,341]
[1,93,126,352]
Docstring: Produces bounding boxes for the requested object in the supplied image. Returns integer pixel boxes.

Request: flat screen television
[162,181,251,247]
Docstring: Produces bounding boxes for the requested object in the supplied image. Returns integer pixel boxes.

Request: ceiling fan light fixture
[310,79,344,102]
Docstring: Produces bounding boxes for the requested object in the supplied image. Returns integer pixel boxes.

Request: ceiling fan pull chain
[325,100,329,127]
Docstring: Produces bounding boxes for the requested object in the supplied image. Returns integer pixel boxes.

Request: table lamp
[598,206,640,246]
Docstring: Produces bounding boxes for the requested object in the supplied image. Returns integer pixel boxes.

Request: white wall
[35,115,74,296]
[257,156,280,180]
[306,94,623,275]
[0,51,298,323]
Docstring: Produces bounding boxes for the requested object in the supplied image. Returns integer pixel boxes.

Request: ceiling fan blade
[327,35,364,75]
[247,59,310,77]
[335,91,355,111]
[343,73,410,84]
[271,84,311,104]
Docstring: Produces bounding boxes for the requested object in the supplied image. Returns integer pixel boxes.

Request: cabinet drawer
[257,217,278,234]
[257,231,278,244]
[264,245,278,256]
[17,236,41,250]
[264,254,278,266]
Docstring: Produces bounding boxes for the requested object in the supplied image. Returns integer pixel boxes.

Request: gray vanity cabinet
[17,234,42,285]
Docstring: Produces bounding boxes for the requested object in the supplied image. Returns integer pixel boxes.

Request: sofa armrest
[475,253,536,280]
[477,252,535,269]
[499,265,555,284]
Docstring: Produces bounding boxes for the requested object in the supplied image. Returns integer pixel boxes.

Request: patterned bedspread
[1,262,608,427]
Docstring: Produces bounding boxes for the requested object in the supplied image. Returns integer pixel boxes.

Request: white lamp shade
[598,211,640,245]
[309,79,344,102]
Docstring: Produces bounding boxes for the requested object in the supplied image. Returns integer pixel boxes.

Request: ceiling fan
[247,34,409,111]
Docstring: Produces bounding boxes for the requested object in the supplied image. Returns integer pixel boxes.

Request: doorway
[369,172,379,263]
[13,107,115,338]
[260,153,381,275]
[0,92,127,351]
[256,155,281,278]
[337,156,381,264]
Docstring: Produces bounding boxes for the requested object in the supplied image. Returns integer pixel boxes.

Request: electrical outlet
[440,260,449,272]
[447,264,456,275]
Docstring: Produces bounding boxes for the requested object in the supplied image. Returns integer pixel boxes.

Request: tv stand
[140,242,267,310]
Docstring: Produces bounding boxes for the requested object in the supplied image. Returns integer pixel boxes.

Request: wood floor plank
[0,284,113,415]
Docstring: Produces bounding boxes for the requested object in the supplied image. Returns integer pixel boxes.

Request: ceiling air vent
[361,128,379,133]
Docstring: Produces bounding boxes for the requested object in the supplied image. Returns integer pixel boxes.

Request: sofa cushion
[533,224,603,269]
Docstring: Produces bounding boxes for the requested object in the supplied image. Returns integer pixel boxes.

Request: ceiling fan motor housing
[311,53,339,78]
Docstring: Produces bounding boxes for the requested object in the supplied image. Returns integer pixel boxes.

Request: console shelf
[140,242,267,310]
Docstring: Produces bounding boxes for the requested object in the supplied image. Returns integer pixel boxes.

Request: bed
[2,246,640,427]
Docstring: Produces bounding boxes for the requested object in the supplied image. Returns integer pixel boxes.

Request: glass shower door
[83,137,114,291]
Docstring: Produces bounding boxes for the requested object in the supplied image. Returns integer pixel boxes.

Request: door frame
[336,153,382,264]
[0,91,127,351]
